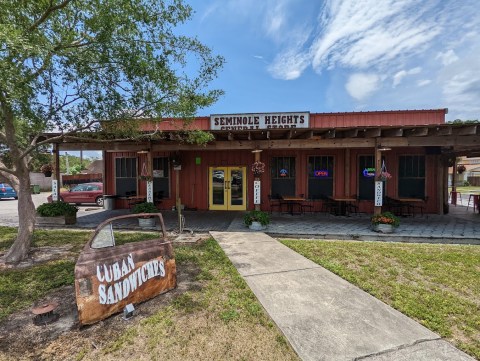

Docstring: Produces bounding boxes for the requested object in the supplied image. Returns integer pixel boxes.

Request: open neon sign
[314,170,329,177]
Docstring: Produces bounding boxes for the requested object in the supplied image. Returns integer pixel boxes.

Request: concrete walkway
[211,231,475,361]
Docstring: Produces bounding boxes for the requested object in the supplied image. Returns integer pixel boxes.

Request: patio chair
[346,195,359,215]
[300,194,315,213]
[411,196,428,217]
[268,194,283,213]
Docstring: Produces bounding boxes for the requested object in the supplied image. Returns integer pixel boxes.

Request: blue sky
[181,0,479,121]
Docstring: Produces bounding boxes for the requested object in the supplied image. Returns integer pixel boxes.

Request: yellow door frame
[209,166,247,210]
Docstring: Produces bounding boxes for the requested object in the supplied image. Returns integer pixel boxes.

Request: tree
[0,0,224,263]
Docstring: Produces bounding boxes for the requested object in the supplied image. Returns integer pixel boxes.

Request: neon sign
[363,168,375,177]
[280,169,288,177]
[314,170,329,177]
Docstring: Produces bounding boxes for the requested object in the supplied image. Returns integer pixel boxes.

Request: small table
[398,198,424,217]
[332,198,357,216]
[281,196,305,215]
[127,196,146,209]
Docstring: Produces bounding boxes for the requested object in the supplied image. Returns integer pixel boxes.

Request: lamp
[251,147,263,153]
[137,150,149,154]
[377,145,391,151]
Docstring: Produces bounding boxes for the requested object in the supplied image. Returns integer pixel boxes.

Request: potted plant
[244,210,270,230]
[40,164,53,177]
[131,201,158,228]
[457,165,466,174]
[251,161,265,177]
[371,211,400,233]
[36,201,78,225]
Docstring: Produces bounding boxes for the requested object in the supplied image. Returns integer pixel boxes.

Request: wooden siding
[137,109,447,132]
[105,146,442,213]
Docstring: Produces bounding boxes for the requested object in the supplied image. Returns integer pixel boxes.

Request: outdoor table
[332,197,357,216]
[281,196,305,215]
[127,196,146,209]
[397,198,424,216]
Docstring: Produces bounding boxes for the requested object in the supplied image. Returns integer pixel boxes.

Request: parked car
[0,183,18,200]
[47,182,104,206]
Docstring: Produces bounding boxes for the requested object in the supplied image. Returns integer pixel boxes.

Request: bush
[131,202,158,214]
[244,210,270,226]
[463,180,470,186]
[36,202,78,217]
[371,211,400,227]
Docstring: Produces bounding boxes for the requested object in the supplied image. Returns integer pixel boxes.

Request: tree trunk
[4,169,36,264]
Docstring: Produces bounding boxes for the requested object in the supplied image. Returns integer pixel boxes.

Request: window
[153,157,170,198]
[307,156,334,199]
[115,158,137,197]
[358,155,375,200]
[398,155,425,198]
[271,157,295,197]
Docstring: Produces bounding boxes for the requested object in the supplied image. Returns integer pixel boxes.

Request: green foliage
[131,202,158,214]
[243,210,270,226]
[371,211,400,227]
[36,201,78,217]
[0,260,75,321]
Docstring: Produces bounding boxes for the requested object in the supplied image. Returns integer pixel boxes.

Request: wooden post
[254,150,261,211]
[374,142,382,215]
[176,168,182,231]
[344,148,350,196]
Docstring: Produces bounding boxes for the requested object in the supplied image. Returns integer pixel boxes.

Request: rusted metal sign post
[75,213,176,325]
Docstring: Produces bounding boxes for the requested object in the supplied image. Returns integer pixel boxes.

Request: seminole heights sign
[210,112,310,131]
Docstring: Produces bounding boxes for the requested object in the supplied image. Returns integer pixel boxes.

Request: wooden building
[52,109,480,214]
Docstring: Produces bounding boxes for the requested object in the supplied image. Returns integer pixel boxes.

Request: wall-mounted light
[377,145,391,151]
[251,148,263,153]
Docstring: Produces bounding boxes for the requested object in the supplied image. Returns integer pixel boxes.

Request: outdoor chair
[411,196,428,217]
[346,195,359,215]
[299,194,315,213]
[268,194,283,213]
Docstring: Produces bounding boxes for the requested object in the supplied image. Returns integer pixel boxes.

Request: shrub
[131,202,158,214]
[371,211,400,227]
[244,210,270,226]
[36,202,78,217]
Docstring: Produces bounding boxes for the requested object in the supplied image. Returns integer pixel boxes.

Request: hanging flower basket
[377,160,392,181]
[40,164,53,177]
[251,161,265,177]
[457,165,466,174]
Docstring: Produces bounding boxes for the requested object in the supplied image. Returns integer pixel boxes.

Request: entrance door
[209,167,246,210]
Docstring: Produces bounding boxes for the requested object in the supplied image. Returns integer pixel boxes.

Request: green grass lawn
[0,227,298,361]
[281,239,480,360]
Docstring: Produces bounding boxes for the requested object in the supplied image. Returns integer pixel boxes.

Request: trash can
[30,184,40,194]
[103,195,117,210]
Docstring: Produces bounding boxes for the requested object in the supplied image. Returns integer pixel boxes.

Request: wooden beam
[364,128,381,138]
[382,128,403,137]
[429,126,452,136]
[298,130,314,139]
[343,129,359,138]
[457,125,477,135]
[405,127,428,137]
[324,129,336,139]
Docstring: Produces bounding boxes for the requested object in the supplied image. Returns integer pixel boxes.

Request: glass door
[209,167,246,210]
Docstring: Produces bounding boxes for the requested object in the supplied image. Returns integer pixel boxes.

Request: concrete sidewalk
[211,231,475,361]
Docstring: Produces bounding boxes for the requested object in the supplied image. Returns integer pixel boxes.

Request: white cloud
[345,73,380,100]
[436,50,459,66]
[392,67,422,87]
[417,79,431,87]
[268,50,310,80]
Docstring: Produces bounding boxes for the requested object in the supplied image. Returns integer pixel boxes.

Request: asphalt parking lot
[0,192,103,227]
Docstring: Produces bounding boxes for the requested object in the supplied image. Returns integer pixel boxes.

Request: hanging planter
[377,160,392,181]
[457,165,466,174]
[40,164,53,177]
[251,161,265,177]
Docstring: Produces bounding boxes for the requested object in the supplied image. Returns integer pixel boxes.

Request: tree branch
[28,0,74,32]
